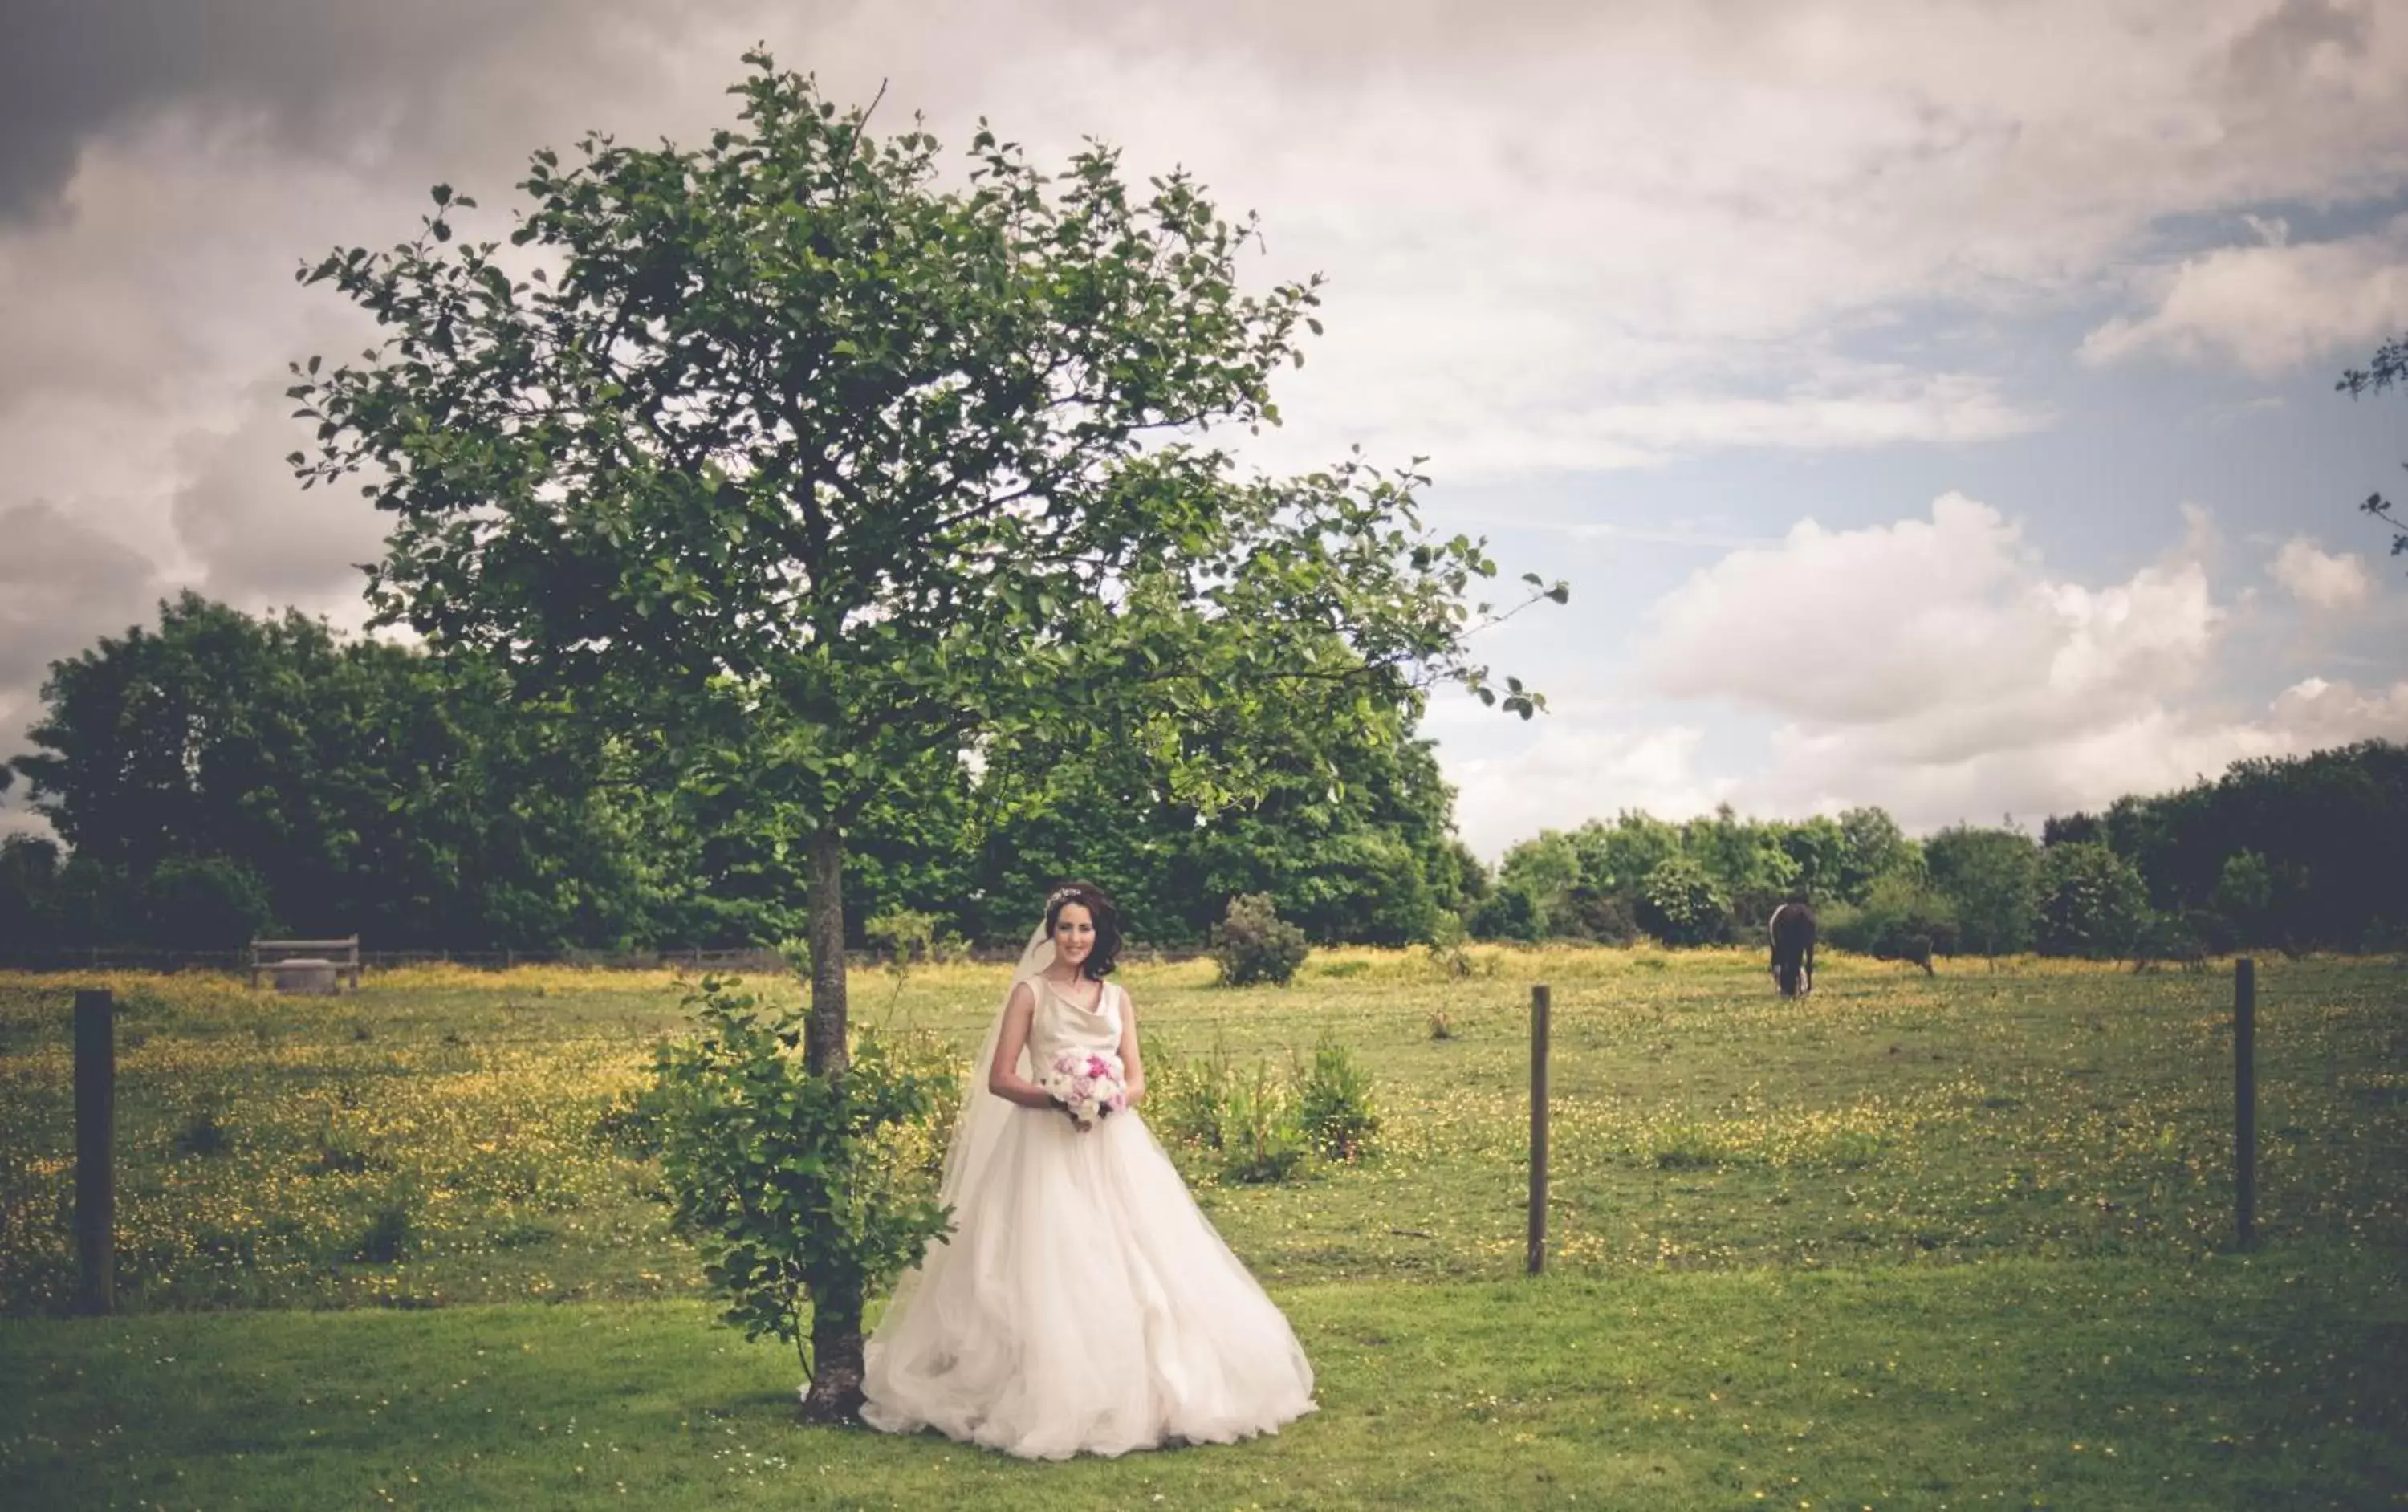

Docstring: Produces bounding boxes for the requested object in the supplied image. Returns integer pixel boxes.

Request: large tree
[290,54,1557,1416]
[7,591,710,951]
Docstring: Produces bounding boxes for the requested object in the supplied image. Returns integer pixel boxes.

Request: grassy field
[2,946,2404,1506]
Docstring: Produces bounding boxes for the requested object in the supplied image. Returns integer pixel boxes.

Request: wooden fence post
[75,988,115,1315]
[1528,983,1551,1277]
[2235,957,2256,1250]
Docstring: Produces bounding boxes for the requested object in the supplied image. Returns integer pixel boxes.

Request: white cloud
[1450,721,1735,862]
[1305,372,2048,482]
[2268,536,2374,610]
[2079,214,2408,376]
[1620,493,2408,832]
[2268,673,2408,741]
[1637,491,2227,750]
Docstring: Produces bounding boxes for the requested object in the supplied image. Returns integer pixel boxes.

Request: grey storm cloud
[0,0,788,223]
[0,501,164,689]
[0,0,1628,224]
[170,384,392,606]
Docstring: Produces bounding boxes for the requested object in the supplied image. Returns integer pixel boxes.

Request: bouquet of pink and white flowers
[1040,1050,1128,1131]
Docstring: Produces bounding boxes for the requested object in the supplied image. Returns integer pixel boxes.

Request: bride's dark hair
[1044,880,1122,980]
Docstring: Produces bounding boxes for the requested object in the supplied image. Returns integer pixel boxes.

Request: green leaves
[291,51,1562,835]
[647,977,954,1369]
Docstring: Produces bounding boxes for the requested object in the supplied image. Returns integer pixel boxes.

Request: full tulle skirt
[860,1105,1316,1460]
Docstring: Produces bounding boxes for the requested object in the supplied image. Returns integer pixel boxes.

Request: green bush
[1222,1060,1310,1184]
[1294,1037,1380,1162]
[1925,825,2039,956]
[1824,874,1960,961]
[1467,884,1542,941]
[352,1202,415,1264]
[2130,911,2212,972]
[1147,1033,1235,1152]
[1211,893,1309,986]
[2211,851,2276,948]
[2035,843,2150,959]
[647,976,954,1381]
[1422,908,1475,978]
[140,856,275,952]
[1144,1035,1313,1183]
[864,908,939,968]
[1563,887,1641,945]
[1634,856,1728,947]
[173,1108,234,1158]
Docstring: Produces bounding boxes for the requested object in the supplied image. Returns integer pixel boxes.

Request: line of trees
[0,591,1479,955]
[9,590,2401,962]
[1476,742,2408,959]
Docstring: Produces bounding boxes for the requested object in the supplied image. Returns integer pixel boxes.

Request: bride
[860,881,1317,1459]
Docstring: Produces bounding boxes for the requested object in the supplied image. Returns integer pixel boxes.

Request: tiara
[1046,885,1085,909]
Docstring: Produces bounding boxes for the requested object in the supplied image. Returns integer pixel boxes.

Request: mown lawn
[2,947,2403,1506]
[4,1254,2402,1509]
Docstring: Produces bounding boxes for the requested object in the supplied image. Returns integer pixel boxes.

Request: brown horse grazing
[1768,900,1816,998]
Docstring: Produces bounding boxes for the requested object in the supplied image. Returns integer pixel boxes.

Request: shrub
[1147,1034,1235,1152]
[2211,850,2276,948]
[352,1202,415,1264]
[593,1082,667,1158]
[1824,874,1960,961]
[2035,843,2150,959]
[1562,887,1641,945]
[864,908,939,969]
[1466,884,1542,942]
[140,856,275,952]
[1422,908,1475,978]
[1925,825,2040,956]
[1294,1037,1380,1161]
[647,976,954,1382]
[1211,893,1308,986]
[1222,1060,1309,1184]
[1144,1036,1312,1183]
[1634,856,1728,947]
[173,1108,233,1158]
[2130,911,2211,973]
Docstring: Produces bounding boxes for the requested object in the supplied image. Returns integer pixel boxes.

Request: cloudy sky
[3,0,2406,860]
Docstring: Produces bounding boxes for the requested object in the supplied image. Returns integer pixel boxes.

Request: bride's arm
[1116,987,1145,1105]
[986,982,1057,1109]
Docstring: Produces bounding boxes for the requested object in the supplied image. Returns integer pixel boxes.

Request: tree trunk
[798,1286,866,1422]
[804,824,849,1079]
[797,823,864,1421]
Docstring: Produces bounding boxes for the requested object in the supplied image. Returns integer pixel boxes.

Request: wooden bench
[249,936,363,992]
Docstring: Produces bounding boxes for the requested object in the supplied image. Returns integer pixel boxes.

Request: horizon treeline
[2,593,2402,960]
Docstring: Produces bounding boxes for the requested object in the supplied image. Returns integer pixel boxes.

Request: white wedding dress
[860,972,1316,1459]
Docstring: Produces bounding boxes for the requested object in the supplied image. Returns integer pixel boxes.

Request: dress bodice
[1027,975,1124,1072]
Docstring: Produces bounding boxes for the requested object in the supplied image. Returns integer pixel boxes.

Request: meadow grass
[1,946,2403,1506]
